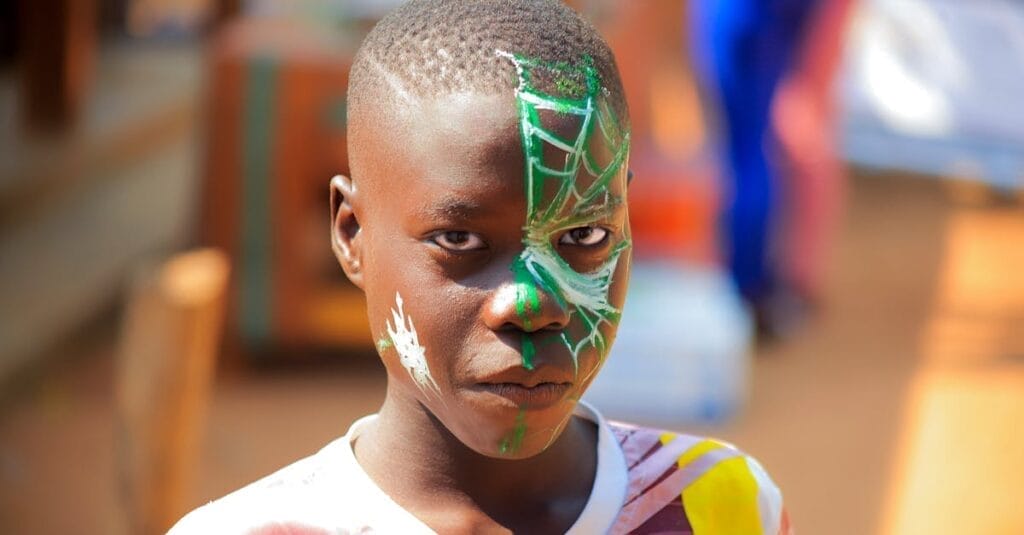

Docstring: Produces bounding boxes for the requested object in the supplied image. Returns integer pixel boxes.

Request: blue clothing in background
[690,0,817,304]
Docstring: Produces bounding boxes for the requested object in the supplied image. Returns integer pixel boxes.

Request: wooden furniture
[201,17,371,355]
[115,248,230,534]
[18,0,97,132]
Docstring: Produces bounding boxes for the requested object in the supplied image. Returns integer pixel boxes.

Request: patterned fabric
[609,422,792,535]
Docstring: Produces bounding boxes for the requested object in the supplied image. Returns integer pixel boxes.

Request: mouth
[471,381,573,409]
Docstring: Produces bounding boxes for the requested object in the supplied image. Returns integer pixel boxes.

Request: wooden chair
[115,248,230,534]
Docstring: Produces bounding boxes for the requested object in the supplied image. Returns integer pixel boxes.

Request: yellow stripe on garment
[676,438,726,468]
[681,453,765,535]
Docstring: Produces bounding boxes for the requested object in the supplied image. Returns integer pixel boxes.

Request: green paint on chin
[376,335,392,353]
[499,408,528,456]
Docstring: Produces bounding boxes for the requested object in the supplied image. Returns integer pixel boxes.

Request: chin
[441,395,580,460]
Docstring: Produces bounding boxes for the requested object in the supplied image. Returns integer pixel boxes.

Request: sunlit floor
[1,173,1022,534]
[880,204,1024,535]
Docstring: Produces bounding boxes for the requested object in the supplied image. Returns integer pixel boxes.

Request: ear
[330,174,364,289]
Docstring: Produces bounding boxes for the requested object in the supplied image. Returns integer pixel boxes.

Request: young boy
[172,1,791,533]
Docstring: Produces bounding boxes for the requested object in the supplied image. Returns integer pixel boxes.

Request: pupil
[575,228,592,241]
[447,231,468,244]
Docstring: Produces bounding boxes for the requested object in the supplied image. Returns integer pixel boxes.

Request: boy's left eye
[431,230,487,252]
[558,225,609,247]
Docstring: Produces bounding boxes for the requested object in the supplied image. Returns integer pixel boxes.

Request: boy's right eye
[430,230,487,252]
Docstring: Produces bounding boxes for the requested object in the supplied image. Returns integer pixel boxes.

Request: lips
[469,363,575,409]
[472,381,573,409]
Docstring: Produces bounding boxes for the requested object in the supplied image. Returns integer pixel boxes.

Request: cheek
[361,232,434,339]
[607,243,632,312]
[606,242,632,327]
[369,277,484,382]
[570,239,631,377]
[417,290,486,375]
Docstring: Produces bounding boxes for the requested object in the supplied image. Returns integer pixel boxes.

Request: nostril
[483,278,571,332]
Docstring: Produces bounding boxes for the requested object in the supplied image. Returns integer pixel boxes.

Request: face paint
[496,50,632,373]
[499,408,528,455]
[385,292,441,396]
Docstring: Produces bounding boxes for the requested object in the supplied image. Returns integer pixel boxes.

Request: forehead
[351,89,627,227]
[345,92,518,229]
[354,92,580,199]
[409,92,524,183]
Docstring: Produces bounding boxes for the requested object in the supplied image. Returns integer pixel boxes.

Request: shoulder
[168,438,366,535]
[609,422,793,535]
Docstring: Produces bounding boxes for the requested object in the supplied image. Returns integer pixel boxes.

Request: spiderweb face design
[497,50,631,373]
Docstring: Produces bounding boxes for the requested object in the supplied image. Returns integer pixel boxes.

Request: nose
[482,263,571,333]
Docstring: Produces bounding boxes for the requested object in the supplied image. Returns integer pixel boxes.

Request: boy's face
[342,72,630,459]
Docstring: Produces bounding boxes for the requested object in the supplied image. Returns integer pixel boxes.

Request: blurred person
[690,0,819,337]
[772,0,856,309]
[170,1,792,533]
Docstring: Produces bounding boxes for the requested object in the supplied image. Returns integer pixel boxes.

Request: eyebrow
[420,198,487,221]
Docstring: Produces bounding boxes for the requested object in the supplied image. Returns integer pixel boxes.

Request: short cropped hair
[347,0,628,125]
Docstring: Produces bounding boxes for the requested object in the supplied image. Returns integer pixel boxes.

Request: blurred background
[1,0,1023,533]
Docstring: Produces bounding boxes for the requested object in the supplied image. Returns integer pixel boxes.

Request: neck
[353,387,598,530]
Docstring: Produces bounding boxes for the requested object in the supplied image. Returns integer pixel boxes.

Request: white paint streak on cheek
[385,292,441,396]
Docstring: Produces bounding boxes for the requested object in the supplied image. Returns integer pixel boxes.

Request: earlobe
[330,174,364,289]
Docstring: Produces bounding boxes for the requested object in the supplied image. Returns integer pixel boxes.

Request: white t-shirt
[170,402,628,534]
[171,402,790,534]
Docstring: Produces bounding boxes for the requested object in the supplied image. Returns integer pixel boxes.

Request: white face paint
[385,292,441,396]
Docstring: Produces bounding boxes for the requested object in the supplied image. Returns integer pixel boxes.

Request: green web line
[499,408,528,455]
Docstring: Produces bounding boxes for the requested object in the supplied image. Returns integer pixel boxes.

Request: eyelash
[429,225,612,254]
[558,225,611,248]
[430,230,487,252]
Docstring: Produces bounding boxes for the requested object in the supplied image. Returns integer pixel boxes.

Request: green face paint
[513,259,542,333]
[520,336,536,371]
[499,408,528,455]
[496,50,632,372]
